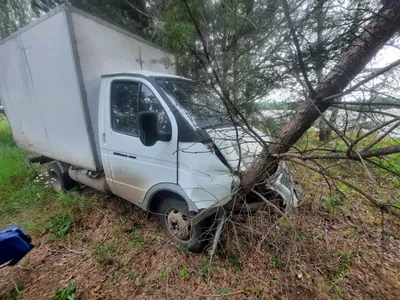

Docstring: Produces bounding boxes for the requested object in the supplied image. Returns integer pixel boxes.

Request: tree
[241,0,400,191]
[31,0,149,36]
[156,0,400,212]
[0,0,32,39]
[155,0,287,121]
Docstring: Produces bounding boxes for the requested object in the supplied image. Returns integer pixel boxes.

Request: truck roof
[101,71,191,81]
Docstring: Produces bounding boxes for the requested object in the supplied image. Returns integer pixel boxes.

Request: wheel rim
[48,169,62,192]
[166,209,191,242]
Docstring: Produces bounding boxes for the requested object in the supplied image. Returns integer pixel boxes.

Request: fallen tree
[240,0,400,192]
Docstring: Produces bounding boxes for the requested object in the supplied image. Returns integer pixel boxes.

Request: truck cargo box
[0,5,176,171]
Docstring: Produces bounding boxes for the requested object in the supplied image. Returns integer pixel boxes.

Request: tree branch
[323,57,400,102]
[277,145,400,161]
[281,0,316,97]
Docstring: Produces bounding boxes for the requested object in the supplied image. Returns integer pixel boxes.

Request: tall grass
[0,119,38,214]
[0,118,94,237]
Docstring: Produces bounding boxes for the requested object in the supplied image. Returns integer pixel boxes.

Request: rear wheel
[158,198,206,253]
[47,162,76,192]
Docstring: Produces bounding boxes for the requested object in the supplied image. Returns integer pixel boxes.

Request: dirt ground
[1,162,400,300]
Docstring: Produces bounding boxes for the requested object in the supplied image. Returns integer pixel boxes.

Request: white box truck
[0,5,298,252]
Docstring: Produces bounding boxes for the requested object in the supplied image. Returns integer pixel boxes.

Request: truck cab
[93,71,298,251]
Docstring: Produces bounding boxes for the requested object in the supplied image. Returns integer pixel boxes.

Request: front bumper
[191,163,299,224]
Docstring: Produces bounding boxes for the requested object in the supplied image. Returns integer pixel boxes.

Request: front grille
[279,170,292,190]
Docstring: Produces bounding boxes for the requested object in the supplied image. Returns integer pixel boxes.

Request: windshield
[156,78,231,129]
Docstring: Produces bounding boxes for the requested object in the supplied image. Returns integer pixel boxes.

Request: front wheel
[158,198,206,253]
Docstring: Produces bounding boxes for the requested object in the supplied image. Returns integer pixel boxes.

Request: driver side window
[139,84,172,133]
[111,80,171,136]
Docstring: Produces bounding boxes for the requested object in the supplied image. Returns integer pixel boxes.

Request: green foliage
[5,281,26,300]
[129,270,140,281]
[270,277,278,285]
[228,254,242,271]
[165,21,196,48]
[0,120,47,227]
[31,0,148,37]
[0,0,32,39]
[198,258,213,277]
[250,285,262,297]
[336,252,352,277]
[52,284,76,300]
[92,241,116,264]
[383,230,400,240]
[322,194,345,214]
[218,287,232,295]
[159,268,166,277]
[0,118,15,146]
[369,139,400,175]
[257,101,299,111]
[179,266,190,277]
[269,254,281,269]
[128,228,146,248]
[298,231,308,241]
[0,119,95,238]
[42,214,73,239]
[331,251,352,293]
[56,190,93,215]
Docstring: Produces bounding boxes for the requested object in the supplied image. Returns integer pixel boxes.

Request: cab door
[102,77,178,203]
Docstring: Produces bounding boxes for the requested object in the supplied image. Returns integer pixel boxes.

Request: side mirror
[138,111,172,146]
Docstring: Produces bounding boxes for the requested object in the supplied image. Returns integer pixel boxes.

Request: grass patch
[228,254,242,271]
[330,251,353,295]
[179,266,190,277]
[198,258,213,277]
[127,228,147,248]
[0,119,94,238]
[4,281,26,300]
[321,189,346,214]
[92,241,117,264]
[42,214,73,239]
[51,284,77,300]
[269,254,281,269]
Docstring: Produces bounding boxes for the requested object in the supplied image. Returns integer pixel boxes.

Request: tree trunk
[314,0,329,142]
[319,107,339,142]
[241,1,400,192]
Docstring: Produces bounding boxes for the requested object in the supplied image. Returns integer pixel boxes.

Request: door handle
[113,152,127,157]
[113,152,136,159]
[102,133,106,144]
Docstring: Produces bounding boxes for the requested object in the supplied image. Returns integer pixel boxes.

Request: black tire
[47,162,76,192]
[158,198,206,253]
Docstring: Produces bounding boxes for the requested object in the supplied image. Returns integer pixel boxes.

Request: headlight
[231,175,241,192]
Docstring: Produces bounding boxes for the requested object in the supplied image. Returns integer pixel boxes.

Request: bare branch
[347,118,400,156]
[287,159,382,208]
[363,120,400,151]
[278,145,400,161]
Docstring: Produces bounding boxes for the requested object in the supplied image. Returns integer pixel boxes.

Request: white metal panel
[71,12,142,164]
[140,43,176,74]
[71,12,176,160]
[0,10,97,170]
[100,77,178,203]
[206,127,269,171]
[0,37,52,155]
[178,142,233,210]
[0,5,176,172]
